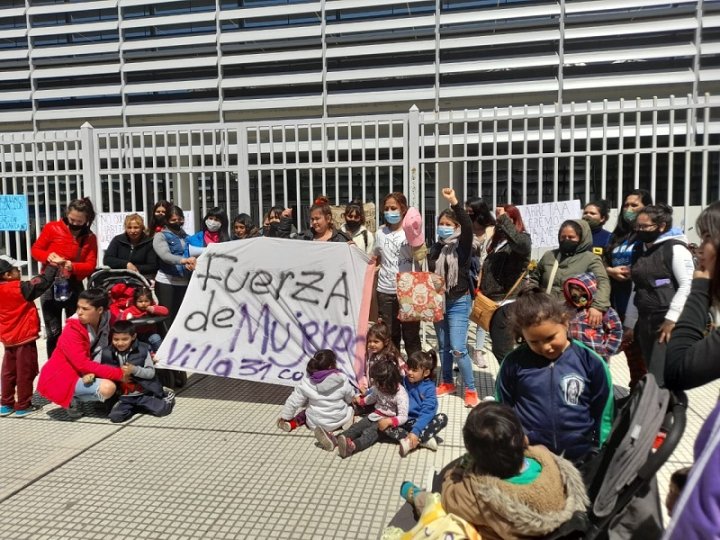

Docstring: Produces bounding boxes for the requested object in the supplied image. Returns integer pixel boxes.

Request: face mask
[437,225,455,239]
[559,239,580,255]
[583,217,602,230]
[167,222,183,232]
[623,210,638,223]
[345,220,362,232]
[384,211,402,225]
[205,219,221,232]
[154,214,166,225]
[636,230,661,244]
[68,223,84,232]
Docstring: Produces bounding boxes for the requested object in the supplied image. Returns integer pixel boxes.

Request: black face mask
[636,230,662,244]
[68,223,84,232]
[154,214,166,226]
[166,222,183,232]
[345,220,362,233]
[559,239,580,255]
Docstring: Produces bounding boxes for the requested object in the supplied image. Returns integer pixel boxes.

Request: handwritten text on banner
[155,238,374,386]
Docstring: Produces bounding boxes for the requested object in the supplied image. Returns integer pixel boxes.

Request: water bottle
[53,270,71,302]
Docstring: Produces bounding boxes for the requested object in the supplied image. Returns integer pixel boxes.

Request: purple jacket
[664,401,720,539]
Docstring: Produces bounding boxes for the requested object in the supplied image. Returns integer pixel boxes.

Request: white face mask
[205,219,222,232]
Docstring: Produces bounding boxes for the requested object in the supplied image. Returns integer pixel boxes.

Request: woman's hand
[281,208,293,218]
[47,252,64,265]
[587,307,603,327]
[441,187,458,206]
[607,265,631,281]
[181,257,197,271]
[658,319,676,343]
[622,327,634,344]
[82,373,95,385]
[377,417,394,431]
[126,262,139,272]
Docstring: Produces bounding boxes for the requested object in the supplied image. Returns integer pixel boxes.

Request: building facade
[1,0,719,131]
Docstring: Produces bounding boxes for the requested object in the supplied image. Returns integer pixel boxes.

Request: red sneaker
[436,383,456,397]
[464,390,479,408]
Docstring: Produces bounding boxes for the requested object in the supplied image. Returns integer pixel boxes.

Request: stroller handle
[638,390,687,481]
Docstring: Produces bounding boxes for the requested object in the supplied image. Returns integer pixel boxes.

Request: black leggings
[154,282,189,388]
[40,281,84,357]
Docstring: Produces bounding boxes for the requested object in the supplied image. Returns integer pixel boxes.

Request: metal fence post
[407,105,420,208]
[79,122,99,204]
[237,125,251,214]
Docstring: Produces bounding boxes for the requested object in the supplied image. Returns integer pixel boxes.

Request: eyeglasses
[635,223,657,231]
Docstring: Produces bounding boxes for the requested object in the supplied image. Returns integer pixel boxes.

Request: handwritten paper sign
[155,238,375,387]
[517,200,582,253]
[95,212,136,250]
[0,195,29,231]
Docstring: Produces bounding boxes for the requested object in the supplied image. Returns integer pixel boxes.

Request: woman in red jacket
[37,288,125,419]
[31,198,98,356]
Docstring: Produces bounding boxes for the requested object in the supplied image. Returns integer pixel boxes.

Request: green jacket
[529,219,611,312]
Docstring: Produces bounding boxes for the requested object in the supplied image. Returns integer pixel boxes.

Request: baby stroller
[547,373,687,540]
[88,269,180,388]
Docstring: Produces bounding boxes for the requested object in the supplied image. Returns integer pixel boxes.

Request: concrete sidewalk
[0,338,715,539]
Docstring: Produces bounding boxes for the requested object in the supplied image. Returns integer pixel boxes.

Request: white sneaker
[420,437,439,451]
[472,349,488,369]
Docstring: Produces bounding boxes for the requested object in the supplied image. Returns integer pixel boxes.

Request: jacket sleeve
[528,252,551,289]
[153,233,184,265]
[134,244,158,276]
[587,353,614,446]
[103,235,126,269]
[59,323,124,381]
[343,378,357,404]
[665,279,720,390]
[72,235,98,280]
[452,203,474,266]
[497,214,531,257]
[275,217,295,239]
[148,304,170,316]
[586,254,611,311]
[665,244,696,323]
[602,308,624,358]
[391,387,409,427]
[20,265,58,301]
[279,385,308,420]
[31,223,54,264]
[410,382,439,437]
[132,351,155,380]
[494,354,517,404]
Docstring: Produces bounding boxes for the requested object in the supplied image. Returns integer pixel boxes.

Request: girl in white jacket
[277,350,355,438]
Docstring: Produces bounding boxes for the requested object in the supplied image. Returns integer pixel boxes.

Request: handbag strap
[501,262,532,302]
[545,257,559,295]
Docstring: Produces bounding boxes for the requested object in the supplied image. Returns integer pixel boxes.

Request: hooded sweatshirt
[563,273,623,359]
[441,445,589,540]
[279,369,355,431]
[624,227,695,329]
[530,219,611,312]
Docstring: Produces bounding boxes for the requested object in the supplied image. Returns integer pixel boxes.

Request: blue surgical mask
[384,211,402,225]
[437,225,455,239]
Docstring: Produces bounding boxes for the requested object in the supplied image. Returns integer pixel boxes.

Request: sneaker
[14,405,41,418]
[399,436,419,458]
[277,418,293,432]
[337,435,356,458]
[464,390,479,408]
[163,387,176,404]
[314,427,337,451]
[436,382,456,397]
[420,436,439,451]
[66,398,82,419]
[472,349,488,369]
[400,481,421,503]
[0,405,13,417]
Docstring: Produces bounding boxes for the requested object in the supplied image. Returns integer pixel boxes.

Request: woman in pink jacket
[37,288,125,418]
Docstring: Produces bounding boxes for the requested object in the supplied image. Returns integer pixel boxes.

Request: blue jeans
[475,325,487,350]
[434,294,475,391]
[73,378,106,403]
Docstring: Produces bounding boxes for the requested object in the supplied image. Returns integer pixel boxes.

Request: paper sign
[95,212,137,250]
[517,200,582,252]
[0,195,29,231]
[155,238,375,387]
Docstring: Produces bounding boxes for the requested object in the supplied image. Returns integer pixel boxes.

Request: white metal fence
[2,94,719,275]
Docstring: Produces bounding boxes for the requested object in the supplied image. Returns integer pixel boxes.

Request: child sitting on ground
[383,350,448,457]
[0,255,58,418]
[359,321,406,394]
[562,273,623,361]
[119,286,169,353]
[496,289,613,463]
[398,402,588,540]
[100,320,175,423]
[332,354,409,458]
[277,349,355,444]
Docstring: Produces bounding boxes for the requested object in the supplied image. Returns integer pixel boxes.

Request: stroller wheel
[174,371,188,388]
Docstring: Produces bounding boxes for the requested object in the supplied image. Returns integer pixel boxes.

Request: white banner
[517,200,582,256]
[154,238,374,386]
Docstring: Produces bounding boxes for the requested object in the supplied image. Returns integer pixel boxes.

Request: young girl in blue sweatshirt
[385,350,449,457]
